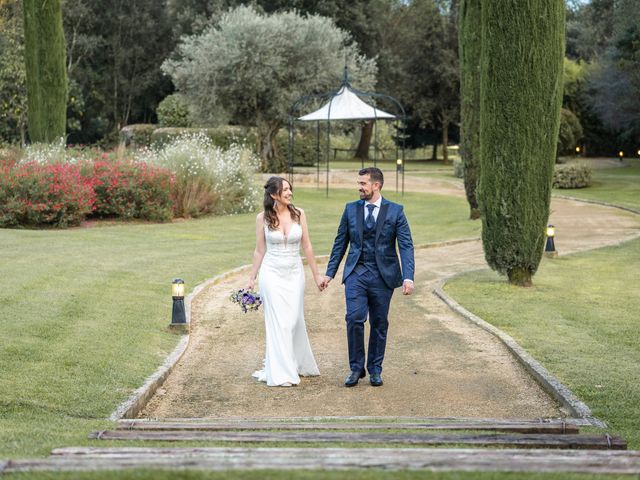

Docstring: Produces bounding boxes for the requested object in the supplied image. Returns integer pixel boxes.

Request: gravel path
[140,179,640,419]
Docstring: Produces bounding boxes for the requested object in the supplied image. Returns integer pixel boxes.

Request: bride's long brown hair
[263,177,301,230]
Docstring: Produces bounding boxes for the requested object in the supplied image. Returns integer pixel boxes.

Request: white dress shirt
[364,196,382,223]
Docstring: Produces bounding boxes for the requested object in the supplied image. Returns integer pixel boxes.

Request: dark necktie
[366,204,376,230]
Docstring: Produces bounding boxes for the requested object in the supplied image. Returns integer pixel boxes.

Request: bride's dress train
[252,222,320,386]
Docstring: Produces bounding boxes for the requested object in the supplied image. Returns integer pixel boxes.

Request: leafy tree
[566,0,614,62]
[61,0,173,143]
[557,108,583,157]
[23,0,68,142]
[478,0,565,287]
[163,6,376,171]
[166,0,228,39]
[588,0,640,150]
[376,0,459,161]
[245,0,394,161]
[254,0,392,60]
[0,0,27,144]
[458,0,481,219]
[562,57,587,114]
[157,93,192,128]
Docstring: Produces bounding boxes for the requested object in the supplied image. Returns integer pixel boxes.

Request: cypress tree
[23,0,67,143]
[458,0,482,220]
[478,0,565,286]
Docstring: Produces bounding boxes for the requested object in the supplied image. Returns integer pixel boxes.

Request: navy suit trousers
[344,267,394,375]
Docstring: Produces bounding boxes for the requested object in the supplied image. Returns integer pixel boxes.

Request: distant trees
[587,0,640,150]
[62,0,173,143]
[478,0,565,286]
[377,0,460,159]
[1,0,636,155]
[0,0,27,144]
[163,6,376,171]
[565,0,639,154]
[23,0,68,142]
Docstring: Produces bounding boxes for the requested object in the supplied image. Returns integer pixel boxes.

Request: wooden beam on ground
[136,416,594,425]
[4,448,639,474]
[89,430,626,449]
[117,420,579,434]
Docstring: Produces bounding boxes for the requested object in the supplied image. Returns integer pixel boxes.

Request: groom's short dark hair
[359,167,384,188]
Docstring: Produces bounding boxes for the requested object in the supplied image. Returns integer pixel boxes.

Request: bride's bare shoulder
[256,211,265,222]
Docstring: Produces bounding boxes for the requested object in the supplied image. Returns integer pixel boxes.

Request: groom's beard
[359,190,373,201]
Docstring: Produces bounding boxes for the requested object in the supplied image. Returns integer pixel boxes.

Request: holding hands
[249,274,329,293]
[316,275,332,291]
[314,274,328,291]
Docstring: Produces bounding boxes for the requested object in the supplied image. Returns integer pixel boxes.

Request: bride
[246,176,323,386]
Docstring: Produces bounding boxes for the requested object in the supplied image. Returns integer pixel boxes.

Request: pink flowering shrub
[0,161,96,228]
[87,158,175,222]
[0,153,175,228]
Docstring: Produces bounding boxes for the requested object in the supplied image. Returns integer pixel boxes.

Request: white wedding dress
[252,222,320,386]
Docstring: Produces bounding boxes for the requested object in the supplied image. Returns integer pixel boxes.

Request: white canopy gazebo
[289,67,406,196]
[298,85,396,122]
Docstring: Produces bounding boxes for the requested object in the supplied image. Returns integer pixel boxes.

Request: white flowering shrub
[137,132,259,217]
[20,139,108,165]
[21,138,67,164]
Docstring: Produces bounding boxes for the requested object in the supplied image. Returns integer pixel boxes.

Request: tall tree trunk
[257,123,284,173]
[459,0,482,220]
[355,120,373,160]
[478,0,565,286]
[431,140,438,161]
[442,119,449,163]
[23,0,67,143]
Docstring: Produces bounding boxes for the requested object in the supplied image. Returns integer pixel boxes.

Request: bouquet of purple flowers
[230,288,262,313]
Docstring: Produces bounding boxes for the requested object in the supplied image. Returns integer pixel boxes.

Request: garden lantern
[637,149,640,157]
[619,151,624,161]
[395,158,403,194]
[544,225,557,258]
[171,278,186,324]
[575,146,581,154]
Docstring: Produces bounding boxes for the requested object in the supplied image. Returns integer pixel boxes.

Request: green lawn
[0,187,479,460]
[444,237,640,449]
[295,158,456,174]
[553,164,640,211]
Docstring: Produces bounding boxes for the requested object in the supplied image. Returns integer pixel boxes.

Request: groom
[323,167,414,387]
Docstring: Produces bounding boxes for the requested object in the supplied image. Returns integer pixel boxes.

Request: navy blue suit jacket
[326,198,415,290]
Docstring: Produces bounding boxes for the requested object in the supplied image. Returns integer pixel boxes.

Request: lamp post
[544,225,557,258]
[171,278,186,325]
[575,146,581,155]
[619,151,624,162]
[396,158,403,194]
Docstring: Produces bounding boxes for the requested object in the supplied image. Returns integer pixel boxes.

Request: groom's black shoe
[369,373,383,387]
[344,370,366,387]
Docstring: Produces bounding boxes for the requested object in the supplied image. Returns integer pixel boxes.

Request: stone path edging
[553,194,640,216]
[431,195,640,429]
[109,335,190,421]
[433,278,605,428]
[109,264,251,421]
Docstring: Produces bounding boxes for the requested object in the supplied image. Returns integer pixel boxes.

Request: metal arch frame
[288,67,407,197]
